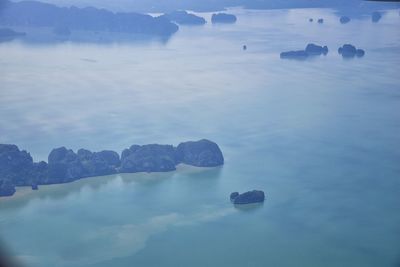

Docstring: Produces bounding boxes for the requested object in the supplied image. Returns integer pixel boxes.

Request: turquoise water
[1,7,400,267]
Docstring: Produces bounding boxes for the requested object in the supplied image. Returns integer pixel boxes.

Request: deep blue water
[0,7,400,267]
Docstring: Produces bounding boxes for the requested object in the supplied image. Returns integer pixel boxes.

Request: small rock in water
[230,190,265,204]
[309,18,313,22]
[31,184,38,190]
[243,45,247,51]
[317,18,324,24]
[338,44,365,58]
[372,11,382,23]
[340,16,350,24]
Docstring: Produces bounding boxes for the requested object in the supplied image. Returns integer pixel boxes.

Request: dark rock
[243,45,247,50]
[309,18,313,22]
[338,44,365,58]
[231,190,265,204]
[0,179,15,197]
[230,192,239,201]
[305,43,328,55]
[161,10,206,25]
[211,13,237,24]
[356,49,365,57]
[372,11,382,23]
[0,144,48,196]
[47,147,120,184]
[281,43,328,60]
[31,184,38,190]
[280,50,308,60]
[340,16,350,24]
[120,144,177,173]
[317,18,324,24]
[176,139,224,167]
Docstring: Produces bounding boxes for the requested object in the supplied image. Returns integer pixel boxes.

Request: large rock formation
[0,139,223,197]
[0,144,47,196]
[338,44,365,58]
[211,13,237,24]
[120,144,177,173]
[160,10,206,25]
[305,43,328,56]
[176,139,224,167]
[47,147,120,184]
[230,190,265,204]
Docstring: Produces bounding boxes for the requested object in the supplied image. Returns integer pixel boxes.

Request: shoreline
[0,164,221,202]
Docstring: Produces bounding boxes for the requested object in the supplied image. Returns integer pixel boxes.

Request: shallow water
[1,7,400,267]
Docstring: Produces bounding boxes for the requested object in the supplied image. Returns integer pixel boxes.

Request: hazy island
[160,10,206,25]
[0,139,224,197]
[211,13,237,24]
[280,43,328,60]
[0,0,179,38]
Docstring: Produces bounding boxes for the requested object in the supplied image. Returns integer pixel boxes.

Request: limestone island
[280,43,328,60]
[160,11,206,25]
[338,44,365,58]
[0,139,224,197]
[230,190,265,204]
[211,13,237,24]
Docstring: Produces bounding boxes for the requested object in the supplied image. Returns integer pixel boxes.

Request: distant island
[280,43,328,60]
[0,27,26,40]
[160,10,206,25]
[0,139,224,197]
[0,0,179,38]
[211,13,237,24]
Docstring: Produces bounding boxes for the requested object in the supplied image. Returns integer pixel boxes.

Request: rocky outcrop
[176,139,224,167]
[47,147,120,184]
[160,11,206,25]
[305,43,328,55]
[230,190,265,204]
[211,13,237,24]
[280,43,328,60]
[120,144,177,173]
[372,11,382,23]
[317,18,324,24]
[0,139,223,197]
[0,144,48,196]
[340,16,350,24]
[338,44,365,58]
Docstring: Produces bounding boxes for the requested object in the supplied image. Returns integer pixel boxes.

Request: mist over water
[1,7,400,267]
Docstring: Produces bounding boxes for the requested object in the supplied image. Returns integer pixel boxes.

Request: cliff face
[0,140,224,197]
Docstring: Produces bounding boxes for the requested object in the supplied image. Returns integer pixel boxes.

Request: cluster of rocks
[0,139,224,197]
[211,13,237,24]
[281,43,365,60]
[309,18,323,24]
[160,11,206,25]
[338,44,365,58]
[280,43,328,60]
[230,190,265,204]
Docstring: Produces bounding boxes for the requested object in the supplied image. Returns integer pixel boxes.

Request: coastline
[0,164,220,202]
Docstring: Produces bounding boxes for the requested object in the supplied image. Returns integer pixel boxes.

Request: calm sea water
[1,7,400,267]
